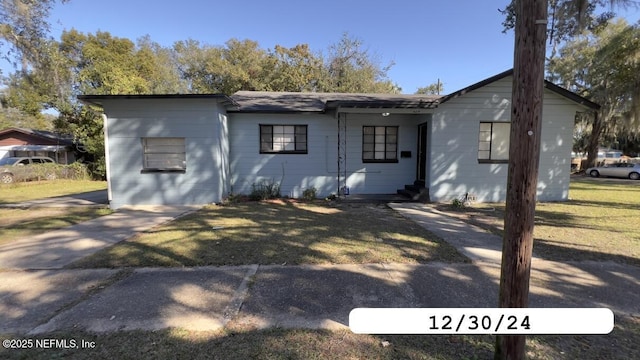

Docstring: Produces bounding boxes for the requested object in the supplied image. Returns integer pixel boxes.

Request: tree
[173,34,399,94]
[321,33,400,93]
[0,89,52,130]
[135,36,189,94]
[496,1,630,359]
[500,0,619,60]
[60,30,155,95]
[173,38,273,94]
[0,0,67,72]
[267,44,324,92]
[548,19,640,164]
[54,104,105,176]
[415,80,444,95]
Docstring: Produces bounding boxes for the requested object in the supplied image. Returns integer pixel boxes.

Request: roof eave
[77,94,236,107]
[543,81,600,110]
[438,69,600,110]
[226,109,326,114]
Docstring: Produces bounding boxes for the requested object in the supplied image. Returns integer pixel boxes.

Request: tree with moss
[548,19,640,162]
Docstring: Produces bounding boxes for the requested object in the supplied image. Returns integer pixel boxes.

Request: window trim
[259,124,308,154]
[362,125,399,163]
[478,122,510,164]
[141,137,186,173]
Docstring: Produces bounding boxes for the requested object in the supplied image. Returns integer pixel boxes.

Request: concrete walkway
[1,202,639,335]
[0,205,199,269]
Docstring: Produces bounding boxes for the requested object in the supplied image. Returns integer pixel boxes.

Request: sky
[9,0,640,94]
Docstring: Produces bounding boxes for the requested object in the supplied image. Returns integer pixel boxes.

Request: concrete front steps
[397,180,430,202]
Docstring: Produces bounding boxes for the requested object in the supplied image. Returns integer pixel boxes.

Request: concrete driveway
[0,189,108,208]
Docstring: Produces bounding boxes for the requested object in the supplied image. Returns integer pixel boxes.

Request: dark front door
[417,123,428,182]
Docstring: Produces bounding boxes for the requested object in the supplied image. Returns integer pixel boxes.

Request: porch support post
[337,113,347,196]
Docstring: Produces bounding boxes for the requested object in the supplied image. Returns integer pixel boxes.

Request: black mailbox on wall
[400,151,412,158]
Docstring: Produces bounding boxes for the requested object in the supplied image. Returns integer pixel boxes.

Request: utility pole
[495,0,548,359]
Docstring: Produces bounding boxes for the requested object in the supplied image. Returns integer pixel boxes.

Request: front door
[416,123,428,182]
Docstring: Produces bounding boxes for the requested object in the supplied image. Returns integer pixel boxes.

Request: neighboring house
[0,128,78,164]
[79,70,599,209]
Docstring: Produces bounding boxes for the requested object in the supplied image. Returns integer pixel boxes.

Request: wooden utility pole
[495,0,548,359]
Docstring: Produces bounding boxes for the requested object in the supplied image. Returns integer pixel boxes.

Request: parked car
[586,162,640,180]
[0,156,57,184]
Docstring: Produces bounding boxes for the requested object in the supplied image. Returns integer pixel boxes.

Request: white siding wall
[228,112,425,198]
[428,76,579,202]
[229,113,337,198]
[104,99,228,209]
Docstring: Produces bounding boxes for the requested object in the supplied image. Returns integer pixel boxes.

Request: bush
[451,198,466,209]
[249,180,281,201]
[13,162,90,183]
[63,162,91,180]
[301,187,317,201]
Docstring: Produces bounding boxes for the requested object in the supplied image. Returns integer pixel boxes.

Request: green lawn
[438,178,640,266]
[3,179,640,359]
[0,180,107,204]
[0,180,110,246]
[69,200,468,268]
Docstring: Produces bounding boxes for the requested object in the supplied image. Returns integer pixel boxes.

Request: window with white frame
[260,125,307,154]
[362,126,398,162]
[142,137,186,171]
[478,122,510,162]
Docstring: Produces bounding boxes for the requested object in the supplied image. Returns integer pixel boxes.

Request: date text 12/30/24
[349,308,614,335]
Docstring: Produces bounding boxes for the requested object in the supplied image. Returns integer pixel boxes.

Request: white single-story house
[79,70,599,209]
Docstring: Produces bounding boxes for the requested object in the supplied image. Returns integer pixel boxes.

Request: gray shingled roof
[76,71,599,113]
[229,91,442,113]
[0,127,74,145]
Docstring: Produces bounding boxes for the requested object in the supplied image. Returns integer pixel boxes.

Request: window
[478,122,510,163]
[363,126,398,163]
[260,125,307,154]
[142,137,186,172]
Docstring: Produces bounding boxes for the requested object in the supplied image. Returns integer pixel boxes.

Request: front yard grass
[4,180,639,359]
[70,201,468,268]
[2,315,638,360]
[0,180,107,204]
[0,207,112,246]
[438,178,640,266]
